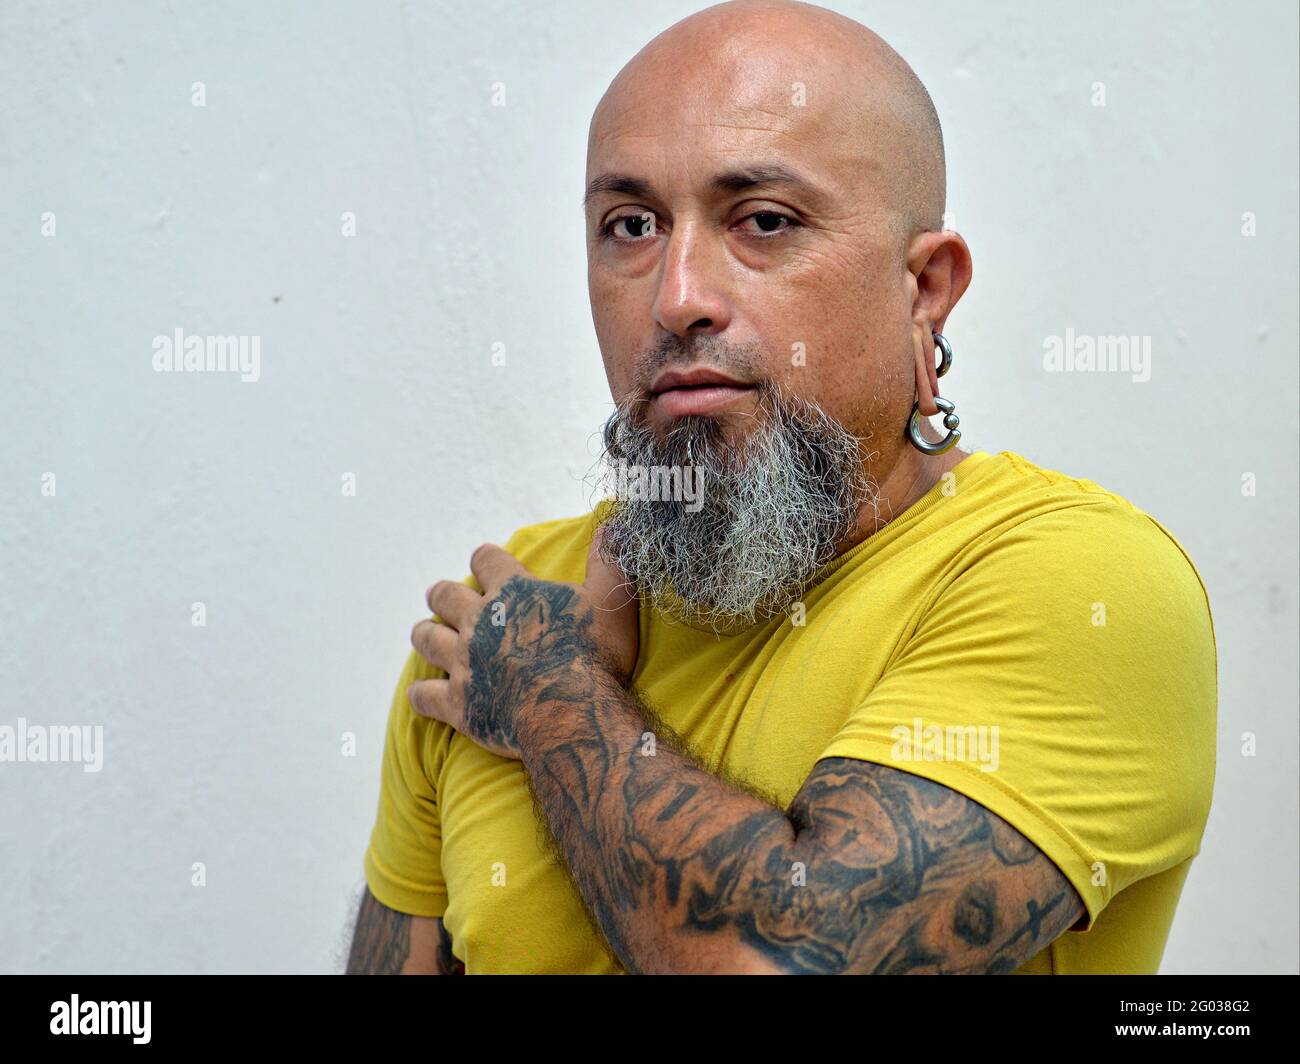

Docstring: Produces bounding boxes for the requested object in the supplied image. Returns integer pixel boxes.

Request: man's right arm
[346,886,463,975]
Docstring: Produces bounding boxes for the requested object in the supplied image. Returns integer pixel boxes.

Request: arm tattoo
[346,889,411,974]
[772,757,1084,973]
[345,889,463,974]
[517,665,1085,974]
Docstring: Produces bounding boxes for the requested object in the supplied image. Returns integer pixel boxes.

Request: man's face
[583,42,915,462]
[581,23,929,629]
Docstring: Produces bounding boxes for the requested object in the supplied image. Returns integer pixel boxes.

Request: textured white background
[1,0,1296,974]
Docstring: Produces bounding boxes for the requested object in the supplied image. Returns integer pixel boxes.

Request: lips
[650,368,758,417]
[651,367,752,394]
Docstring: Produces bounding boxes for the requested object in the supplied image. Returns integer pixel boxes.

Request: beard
[594,378,876,632]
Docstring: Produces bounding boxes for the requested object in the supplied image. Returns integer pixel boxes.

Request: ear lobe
[913,327,940,418]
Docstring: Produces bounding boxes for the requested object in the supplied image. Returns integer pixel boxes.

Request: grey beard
[594,379,875,632]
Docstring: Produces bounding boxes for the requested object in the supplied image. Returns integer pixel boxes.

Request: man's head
[585,0,972,629]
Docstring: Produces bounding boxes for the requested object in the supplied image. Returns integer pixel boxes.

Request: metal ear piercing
[907,329,962,456]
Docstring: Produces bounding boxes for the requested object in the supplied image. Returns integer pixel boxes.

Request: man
[347,0,1216,974]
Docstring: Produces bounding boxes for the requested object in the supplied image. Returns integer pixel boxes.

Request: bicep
[346,887,462,975]
[782,756,1084,974]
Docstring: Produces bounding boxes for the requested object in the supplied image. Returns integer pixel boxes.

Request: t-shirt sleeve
[816,502,1218,932]
[361,527,541,917]
[361,643,455,918]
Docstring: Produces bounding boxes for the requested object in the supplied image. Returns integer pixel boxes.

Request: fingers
[469,543,526,595]
[426,580,479,631]
[407,677,453,722]
[411,616,458,671]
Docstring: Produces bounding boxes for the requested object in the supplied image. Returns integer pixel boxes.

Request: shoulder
[499,501,613,583]
[914,452,1219,752]
[928,454,1220,791]
[963,452,1213,634]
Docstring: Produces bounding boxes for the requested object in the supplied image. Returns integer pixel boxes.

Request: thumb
[585,526,637,614]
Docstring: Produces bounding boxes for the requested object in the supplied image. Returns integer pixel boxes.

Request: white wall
[1,0,1295,974]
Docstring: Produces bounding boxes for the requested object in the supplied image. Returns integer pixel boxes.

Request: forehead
[585,49,881,207]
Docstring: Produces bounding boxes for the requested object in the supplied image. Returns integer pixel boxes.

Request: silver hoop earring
[907,330,961,455]
[933,330,952,379]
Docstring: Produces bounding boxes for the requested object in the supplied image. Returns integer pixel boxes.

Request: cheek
[589,273,641,398]
[750,284,910,433]
[752,287,886,393]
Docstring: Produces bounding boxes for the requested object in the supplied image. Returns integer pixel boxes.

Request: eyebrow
[581,162,829,211]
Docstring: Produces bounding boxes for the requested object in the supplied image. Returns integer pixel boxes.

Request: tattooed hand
[408,530,638,759]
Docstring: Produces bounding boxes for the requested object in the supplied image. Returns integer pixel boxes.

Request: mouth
[650,367,759,417]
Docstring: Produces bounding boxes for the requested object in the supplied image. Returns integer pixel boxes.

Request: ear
[906,230,973,418]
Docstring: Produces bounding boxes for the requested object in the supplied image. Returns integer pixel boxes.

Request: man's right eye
[603,212,659,242]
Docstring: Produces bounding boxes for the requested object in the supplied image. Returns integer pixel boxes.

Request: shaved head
[589,0,946,242]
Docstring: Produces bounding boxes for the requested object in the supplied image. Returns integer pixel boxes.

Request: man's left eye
[738,211,799,236]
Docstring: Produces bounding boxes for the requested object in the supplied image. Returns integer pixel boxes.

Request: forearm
[517,664,796,974]
[346,889,463,975]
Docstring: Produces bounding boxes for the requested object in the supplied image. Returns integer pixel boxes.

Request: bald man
[348,0,1216,975]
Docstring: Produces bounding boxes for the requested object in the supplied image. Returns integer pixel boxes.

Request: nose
[652,221,733,339]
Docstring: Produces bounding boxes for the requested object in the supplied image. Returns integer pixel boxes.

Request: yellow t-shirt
[362,450,1218,974]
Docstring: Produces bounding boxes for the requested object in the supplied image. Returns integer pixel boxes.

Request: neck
[834,442,968,557]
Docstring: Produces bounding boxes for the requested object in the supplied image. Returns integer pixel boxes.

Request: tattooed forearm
[346,888,412,974]
[346,888,463,974]
[519,666,790,973]
[517,671,1085,975]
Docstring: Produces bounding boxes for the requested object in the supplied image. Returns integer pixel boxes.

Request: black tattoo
[724,759,1081,973]
[517,659,1086,974]
[346,888,412,974]
[953,882,997,946]
[463,576,599,754]
[345,889,463,974]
